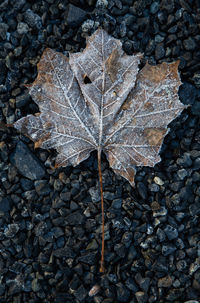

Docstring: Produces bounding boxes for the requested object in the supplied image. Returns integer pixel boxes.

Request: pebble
[158,275,173,287]
[24,9,42,30]
[164,225,178,240]
[66,4,87,27]
[0,22,9,40]
[10,141,46,180]
[17,22,29,35]
[4,224,19,238]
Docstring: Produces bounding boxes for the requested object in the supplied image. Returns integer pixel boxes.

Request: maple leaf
[14,29,186,272]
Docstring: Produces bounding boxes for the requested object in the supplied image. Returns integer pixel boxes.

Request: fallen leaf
[14,28,186,271]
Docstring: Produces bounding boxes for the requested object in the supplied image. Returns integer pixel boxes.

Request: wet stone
[156,227,166,242]
[78,252,97,265]
[53,246,76,258]
[183,37,196,51]
[116,283,130,302]
[34,180,51,196]
[177,169,188,180]
[65,211,85,225]
[74,285,87,301]
[155,43,165,60]
[150,1,159,14]
[179,83,197,105]
[66,4,87,27]
[17,22,29,35]
[4,224,19,238]
[164,225,178,240]
[177,153,192,167]
[24,9,42,30]
[137,182,147,200]
[111,198,122,209]
[0,197,12,212]
[10,141,46,180]
[162,244,176,256]
[0,23,9,40]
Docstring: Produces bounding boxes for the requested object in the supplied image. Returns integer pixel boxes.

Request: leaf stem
[98,147,105,273]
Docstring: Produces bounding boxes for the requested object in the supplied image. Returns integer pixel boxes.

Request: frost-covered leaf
[14,29,186,186]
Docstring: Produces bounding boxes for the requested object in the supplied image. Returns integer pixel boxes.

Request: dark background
[0,0,200,302]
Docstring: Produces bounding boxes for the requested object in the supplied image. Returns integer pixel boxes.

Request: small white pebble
[154,176,164,186]
[88,284,100,297]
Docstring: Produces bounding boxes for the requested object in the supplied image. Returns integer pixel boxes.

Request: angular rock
[10,141,46,180]
[65,211,85,225]
[158,276,173,288]
[78,252,97,265]
[179,83,197,105]
[4,224,19,238]
[24,9,42,30]
[74,285,87,301]
[0,197,12,212]
[0,23,8,40]
[53,246,76,258]
[66,4,87,27]
[164,225,178,240]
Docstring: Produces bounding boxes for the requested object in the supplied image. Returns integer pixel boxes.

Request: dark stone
[78,252,97,265]
[12,0,26,9]
[65,211,85,225]
[168,25,177,33]
[150,2,159,14]
[149,183,159,192]
[193,157,200,169]
[183,37,196,51]
[53,246,76,258]
[10,141,46,180]
[34,180,51,196]
[177,169,187,180]
[0,197,12,212]
[179,83,197,105]
[156,228,166,242]
[0,284,5,295]
[74,285,87,301]
[189,203,200,216]
[17,22,29,35]
[20,178,33,191]
[166,288,183,301]
[116,283,130,302]
[164,225,178,240]
[16,92,31,108]
[137,182,147,200]
[162,244,176,256]
[176,260,187,271]
[114,243,126,258]
[4,224,19,238]
[138,277,150,292]
[111,198,122,209]
[125,277,139,292]
[24,9,42,30]
[177,153,192,167]
[155,43,165,60]
[0,23,8,40]
[66,4,87,27]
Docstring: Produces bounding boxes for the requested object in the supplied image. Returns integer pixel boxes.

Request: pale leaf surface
[14,29,186,185]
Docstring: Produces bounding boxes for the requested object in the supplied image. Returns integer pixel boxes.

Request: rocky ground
[0,0,200,302]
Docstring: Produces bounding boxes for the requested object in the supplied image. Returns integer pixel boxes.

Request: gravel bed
[0,0,200,302]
